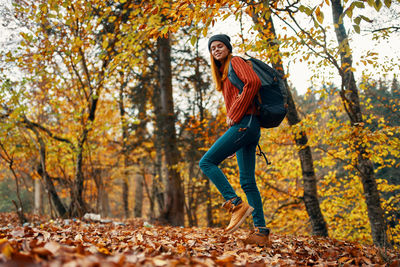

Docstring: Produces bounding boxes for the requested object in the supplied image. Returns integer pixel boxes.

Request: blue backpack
[228,57,288,128]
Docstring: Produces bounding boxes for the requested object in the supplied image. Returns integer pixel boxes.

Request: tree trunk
[153,147,165,217]
[157,35,185,226]
[133,89,148,218]
[134,172,144,217]
[70,144,88,217]
[34,178,42,215]
[250,9,328,236]
[151,74,165,219]
[205,179,214,227]
[27,124,67,217]
[122,177,129,217]
[69,85,100,217]
[118,77,130,218]
[331,0,388,247]
[193,40,213,227]
[92,168,106,216]
[186,161,196,227]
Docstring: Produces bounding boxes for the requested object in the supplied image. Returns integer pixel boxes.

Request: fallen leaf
[0,239,14,259]
[43,241,61,255]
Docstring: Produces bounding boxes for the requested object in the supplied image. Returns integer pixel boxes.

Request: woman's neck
[219,58,227,65]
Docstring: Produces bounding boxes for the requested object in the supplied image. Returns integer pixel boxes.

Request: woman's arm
[227,57,261,123]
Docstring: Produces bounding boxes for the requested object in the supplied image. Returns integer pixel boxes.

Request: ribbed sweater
[221,57,261,123]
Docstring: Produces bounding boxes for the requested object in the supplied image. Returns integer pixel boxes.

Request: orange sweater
[221,57,261,123]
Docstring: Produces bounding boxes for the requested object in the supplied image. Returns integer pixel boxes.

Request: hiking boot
[243,228,270,246]
[222,198,254,234]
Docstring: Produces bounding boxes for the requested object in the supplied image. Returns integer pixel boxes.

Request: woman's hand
[226,117,235,127]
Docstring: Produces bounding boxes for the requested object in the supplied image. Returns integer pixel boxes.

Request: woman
[199,34,270,246]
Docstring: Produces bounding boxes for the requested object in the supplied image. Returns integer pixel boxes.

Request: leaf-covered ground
[0,213,399,266]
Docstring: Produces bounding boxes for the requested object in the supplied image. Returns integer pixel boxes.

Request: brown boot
[222,198,254,234]
[243,228,270,246]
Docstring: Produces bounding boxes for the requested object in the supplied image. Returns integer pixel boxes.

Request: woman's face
[210,41,230,62]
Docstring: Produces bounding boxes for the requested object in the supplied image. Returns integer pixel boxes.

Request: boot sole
[225,206,254,234]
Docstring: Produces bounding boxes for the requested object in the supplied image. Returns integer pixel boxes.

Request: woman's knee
[240,180,259,193]
[199,156,211,171]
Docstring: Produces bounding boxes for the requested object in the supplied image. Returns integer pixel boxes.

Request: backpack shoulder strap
[228,56,245,93]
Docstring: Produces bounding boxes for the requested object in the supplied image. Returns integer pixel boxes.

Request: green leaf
[354,16,361,25]
[374,0,382,11]
[202,27,208,38]
[346,6,353,18]
[360,15,373,23]
[384,0,391,7]
[353,24,360,33]
[316,7,324,24]
[354,1,365,8]
[190,35,197,46]
[40,4,47,13]
[160,26,169,36]
[299,5,312,16]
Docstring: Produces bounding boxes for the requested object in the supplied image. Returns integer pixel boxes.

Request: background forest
[0,0,399,250]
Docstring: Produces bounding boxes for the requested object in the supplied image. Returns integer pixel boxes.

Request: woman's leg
[199,115,259,202]
[236,133,270,246]
[199,124,245,202]
[236,142,266,228]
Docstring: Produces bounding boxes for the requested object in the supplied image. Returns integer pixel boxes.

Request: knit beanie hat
[208,34,232,52]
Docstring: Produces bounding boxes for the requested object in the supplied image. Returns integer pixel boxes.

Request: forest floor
[0,213,399,267]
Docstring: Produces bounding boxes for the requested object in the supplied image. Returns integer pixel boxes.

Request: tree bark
[69,66,102,216]
[133,88,148,218]
[92,168,107,216]
[151,71,165,219]
[250,8,328,237]
[186,161,196,227]
[24,122,67,217]
[34,178,42,215]
[118,77,130,218]
[157,35,185,226]
[331,0,389,247]
[134,172,144,217]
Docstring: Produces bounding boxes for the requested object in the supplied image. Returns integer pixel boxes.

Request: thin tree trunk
[118,77,130,218]
[330,0,388,247]
[151,72,165,219]
[250,8,328,236]
[70,142,88,217]
[133,92,148,218]
[101,189,110,217]
[134,172,144,217]
[193,40,213,227]
[34,178,42,215]
[186,161,196,226]
[0,142,28,223]
[27,125,67,217]
[92,168,105,216]
[157,35,185,226]
[69,76,101,217]
[122,177,129,217]
[18,116,68,217]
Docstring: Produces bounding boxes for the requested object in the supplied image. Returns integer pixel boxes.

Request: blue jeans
[199,115,266,228]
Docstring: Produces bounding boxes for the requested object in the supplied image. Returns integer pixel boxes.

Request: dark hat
[208,34,232,52]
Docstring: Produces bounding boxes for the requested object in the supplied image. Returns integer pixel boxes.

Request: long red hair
[210,53,232,91]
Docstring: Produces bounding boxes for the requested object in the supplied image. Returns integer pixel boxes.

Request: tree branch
[371,26,400,33]
[22,115,75,149]
[266,199,303,224]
